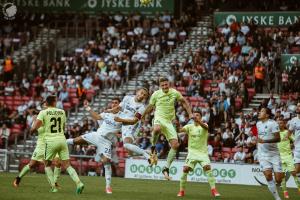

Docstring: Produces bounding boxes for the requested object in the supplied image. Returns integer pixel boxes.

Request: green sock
[66,166,81,186]
[293,175,300,188]
[206,170,216,189]
[53,167,61,184]
[165,148,177,168]
[151,133,159,146]
[180,172,188,191]
[281,177,287,191]
[19,164,30,178]
[45,167,55,187]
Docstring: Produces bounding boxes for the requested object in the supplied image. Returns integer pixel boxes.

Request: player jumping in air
[30,95,84,194]
[107,87,157,165]
[257,107,283,200]
[277,118,300,198]
[177,110,220,197]
[288,102,300,194]
[67,98,125,194]
[142,77,193,180]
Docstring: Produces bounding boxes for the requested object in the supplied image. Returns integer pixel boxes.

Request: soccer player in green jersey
[177,110,220,197]
[142,77,193,180]
[30,95,84,194]
[277,118,300,198]
[13,103,62,188]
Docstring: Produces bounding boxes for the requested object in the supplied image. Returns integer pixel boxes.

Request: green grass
[0,173,299,200]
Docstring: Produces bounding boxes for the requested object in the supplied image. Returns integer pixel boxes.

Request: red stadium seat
[222,147,231,153]
[71,98,80,106]
[63,102,72,111]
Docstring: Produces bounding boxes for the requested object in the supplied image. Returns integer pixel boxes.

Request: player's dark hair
[46,95,57,106]
[193,109,202,116]
[138,82,150,94]
[159,76,169,83]
[112,97,121,103]
[264,107,272,118]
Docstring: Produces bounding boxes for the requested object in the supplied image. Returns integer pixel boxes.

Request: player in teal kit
[177,110,220,197]
[30,95,84,194]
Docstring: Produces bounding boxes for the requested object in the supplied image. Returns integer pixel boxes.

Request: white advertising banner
[125,159,296,188]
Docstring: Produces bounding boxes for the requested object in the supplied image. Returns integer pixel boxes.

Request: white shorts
[81,132,112,161]
[259,155,282,173]
[294,150,300,164]
[122,124,139,141]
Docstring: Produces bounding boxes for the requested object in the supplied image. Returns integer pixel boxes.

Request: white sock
[124,143,150,159]
[104,163,112,188]
[66,138,74,145]
[267,180,281,200]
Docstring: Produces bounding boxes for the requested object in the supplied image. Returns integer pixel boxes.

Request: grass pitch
[0,173,299,200]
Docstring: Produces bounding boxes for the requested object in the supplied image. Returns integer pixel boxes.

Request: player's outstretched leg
[123,137,157,166]
[44,161,57,193]
[65,163,84,194]
[264,170,282,200]
[104,162,112,194]
[53,158,61,189]
[177,167,189,197]
[163,139,179,180]
[281,175,289,199]
[13,160,38,187]
[203,166,220,197]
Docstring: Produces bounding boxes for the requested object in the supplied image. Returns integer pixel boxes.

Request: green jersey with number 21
[37,107,66,141]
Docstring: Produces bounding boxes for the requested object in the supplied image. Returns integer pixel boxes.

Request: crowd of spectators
[134,16,300,163]
[0,11,195,149]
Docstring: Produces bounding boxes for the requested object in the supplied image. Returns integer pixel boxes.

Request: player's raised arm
[84,100,103,120]
[30,113,43,134]
[114,114,140,125]
[178,96,193,120]
[141,104,154,120]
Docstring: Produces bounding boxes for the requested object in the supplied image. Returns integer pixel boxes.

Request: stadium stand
[0,0,299,178]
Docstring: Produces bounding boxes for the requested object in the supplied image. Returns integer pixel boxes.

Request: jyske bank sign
[214,12,300,27]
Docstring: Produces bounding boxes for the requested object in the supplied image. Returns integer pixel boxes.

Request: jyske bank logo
[2,2,17,20]
[290,56,297,65]
[226,15,237,25]
[88,0,97,8]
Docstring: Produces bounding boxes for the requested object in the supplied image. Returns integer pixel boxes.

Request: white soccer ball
[140,0,152,6]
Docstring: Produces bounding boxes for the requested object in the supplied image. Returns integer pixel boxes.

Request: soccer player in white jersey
[257,107,283,200]
[288,102,300,193]
[66,98,122,194]
[107,87,157,165]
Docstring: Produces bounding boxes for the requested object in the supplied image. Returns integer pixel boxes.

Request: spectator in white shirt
[233,146,246,163]
[221,24,231,37]
[240,22,250,35]
[0,124,10,148]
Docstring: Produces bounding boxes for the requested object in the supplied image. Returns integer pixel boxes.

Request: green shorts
[45,139,69,161]
[31,142,45,162]
[185,154,211,170]
[153,117,177,141]
[281,155,296,172]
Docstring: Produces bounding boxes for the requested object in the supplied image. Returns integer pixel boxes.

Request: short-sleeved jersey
[257,119,280,158]
[149,88,183,121]
[288,116,300,151]
[37,107,66,141]
[278,130,292,158]
[97,112,122,141]
[183,123,208,160]
[119,95,146,119]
